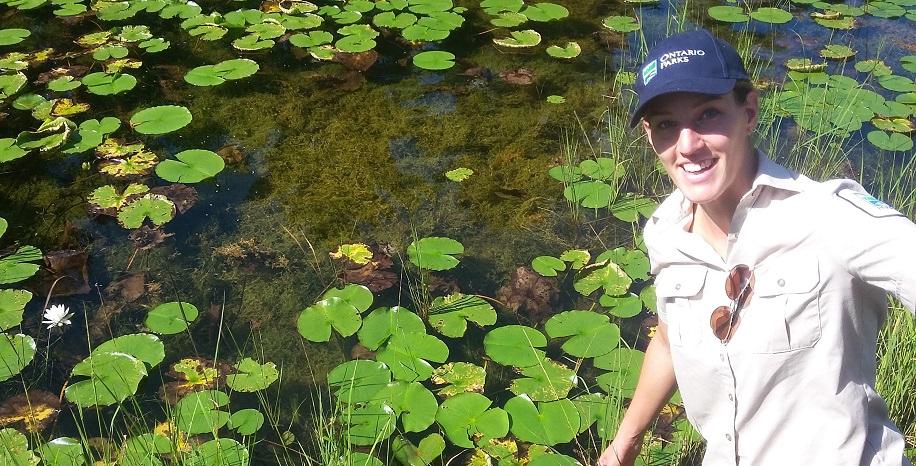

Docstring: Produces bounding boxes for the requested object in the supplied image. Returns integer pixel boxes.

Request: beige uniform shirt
[647,151,915,465]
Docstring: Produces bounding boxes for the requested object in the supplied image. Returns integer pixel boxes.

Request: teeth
[683,159,714,173]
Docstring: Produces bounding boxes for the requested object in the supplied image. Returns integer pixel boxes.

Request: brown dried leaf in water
[39,249,91,296]
[150,183,197,214]
[336,70,367,91]
[0,390,61,433]
[500,68,534,85]
[89,301,121,343]
[497,266,559,324]
[217,143,245,165]
[159,357,230,404]
[35,65,90,84]
[332,50,378,72]
[104,272,147,303]
[335,243,398,292]
[129,225,173,250]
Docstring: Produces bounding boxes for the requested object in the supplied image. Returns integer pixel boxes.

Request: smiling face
[642,89,759,212]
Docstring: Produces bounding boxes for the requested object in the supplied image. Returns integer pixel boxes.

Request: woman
[599,28,916,465]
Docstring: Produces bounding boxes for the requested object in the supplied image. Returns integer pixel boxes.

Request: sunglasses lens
[725,264,752,300]
[710,305,733,342]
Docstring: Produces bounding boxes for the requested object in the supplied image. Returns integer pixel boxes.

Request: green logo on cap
[642,60,657,85]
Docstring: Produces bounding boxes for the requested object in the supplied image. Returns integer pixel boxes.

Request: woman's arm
[598,321,678,466]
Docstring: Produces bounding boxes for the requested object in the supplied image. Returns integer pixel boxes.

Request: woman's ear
[744,91,760,131]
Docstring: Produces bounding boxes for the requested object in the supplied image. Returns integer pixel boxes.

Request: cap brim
[629,78,738,128]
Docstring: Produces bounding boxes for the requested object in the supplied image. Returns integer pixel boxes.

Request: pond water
[1,0,915,462]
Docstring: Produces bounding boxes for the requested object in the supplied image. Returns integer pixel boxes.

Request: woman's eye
[700,108,721,120]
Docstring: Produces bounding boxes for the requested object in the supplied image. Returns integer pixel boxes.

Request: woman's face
[642,90,759,209]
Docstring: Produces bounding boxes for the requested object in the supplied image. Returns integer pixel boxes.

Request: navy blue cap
[630,28,749,128]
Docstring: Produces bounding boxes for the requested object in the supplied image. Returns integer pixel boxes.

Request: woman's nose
[676,126,703,155]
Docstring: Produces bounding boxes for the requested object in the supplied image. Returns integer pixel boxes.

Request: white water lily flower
[42,304,74,329]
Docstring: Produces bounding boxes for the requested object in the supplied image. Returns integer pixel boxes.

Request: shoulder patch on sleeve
[837,189,904,218]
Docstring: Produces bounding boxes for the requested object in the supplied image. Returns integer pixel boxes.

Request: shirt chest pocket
[656,265,708,348]
[741,255,822,353]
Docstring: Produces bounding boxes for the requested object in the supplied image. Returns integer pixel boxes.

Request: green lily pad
[436,392,509,448]
[373,11,418,28]
[358,306,426,350]
[189,24,228,41]
[65,352,147,407]
[0,289,31,331]
[528,454,582,466]
[174,390,230,434]
[428,293,497,337]
[88,183,148,214]
[819,44,856,60]
[341,401,398,445]
[0,245,42,285]
[336,34,376,53]
[38,437,84,466]
[376,331,449,381]
[233,33,275,51]
[99,150,159,178]
[393,434,445,466]
[402,24,450,41]
[504,395,579,445]
[490,11,527,27]
[92,44,129,61]
[546,42,580,59]
[93,333,165,368]
[565,181,612,208]
[139,37,170,52]
[247,20,287,39]
[532,255,566,276]
[413,51,456,71]
[902,55,916,73]
[122,433,171,465]
[228,409,265,435]
[186,438,248,466]
[0,428,38,466]
[601,15,640,32]
[116,25,153,42]
[609,194,658,222]
[145,301,199,334]
[430,362,486,396]
[814,15,856,29]
[82,72,137,95]
[445,167,473,181]
[48,76,82,92]
[130,105,193,135]
[867,130,914,152]
[573,260,632,296]
[289,30,334,48]
[520,2,568,21]
[298,296,362,342]
[481,0,522,14]
[545,310,620,358]
[572,393,623,437]
[225,358,279,392]
[855,59,892,76]
[118,193,175,228]
[866,0,906,18]
[16,116,74,152]
[594,347,644,398]
[0,138,28,162]
[328,359,391,403]
[878,74,916,93]
[749,7,793,23]
[0,29,31,46]
[378,380,438,431]
[156,149,224,183]
[595,247,650,281]
[483,325,547,367]
[0,334,36,382]
[599,294,644,318]
[325,283,374,311]
[708,5,748,22]
[493,29,541,48]
[407,236,463,270]
[509,357,577,401]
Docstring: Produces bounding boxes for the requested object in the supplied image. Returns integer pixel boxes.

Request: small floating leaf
[93,333,165,368]
[0,334,36,382]
[602,15,640,32]
[785,58,827,73]
[156,149,224,183]
[546,42,580,59]
[130,105,193,134]
[0,29,31,46]
[430,362,486,396]
[228,409,265,435]
[708,5,748,22]
[0,138,28,163]
[174,390,230,434]
[878,74,916,93]
[504,396,579,445]
[855,59,892,76]
[226,358,279,392]
[65,352,147,407]
[436,392,508,448]
[867,130,914,152]
[0,428,38,465]
[289,30,334,48]
[445,167,473,181]
[490,11,527,27]
[407,236,463,270]
[749,7,793,23]
[531,255,565,276]
[483,325,547,367]
[493,29,541,48]
[0,289,31,331]
[0,246,42,285]
[82,72,137,95]
[547,94,565,103]
[902,56,916,73]
[298,296,362,342]
[413,50,455,70]
[145,301,199,334]
[428,293,496,338]
[819,44,856,60]
[545,310,620,358]
[520,2,568,21]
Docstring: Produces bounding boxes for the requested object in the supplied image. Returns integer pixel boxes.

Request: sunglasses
[709,264,754,344]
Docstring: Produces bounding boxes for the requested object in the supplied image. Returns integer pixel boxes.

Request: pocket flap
[755,255,820,297]
[655,265,708,298]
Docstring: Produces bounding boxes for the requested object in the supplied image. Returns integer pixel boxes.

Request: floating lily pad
[483,324,547,367]
[531,255,565,276]
[16,117,74,152]
[504,395,579,445]
[878,74,916,93]
[0,29,31,46]
[867,130,914,152]
[749,7,793,23]
[82,72,137,95]
[413,50,455,70]
[156,149,224,183]
[573,260,632,296]
[225,358,279,392]
[407,236,463,270]
[436,392,509,448]
[572,393,623,437]
[118,193,175,227]
[47,76,81,92]
[0,428,38,466]
[393,434,445,466]
[902,56,916,73]
[545,310,620,358]
[298,296,362,342]
[37,437,83,466]
[0,245,42,285]
[520,2,567,21]
[174,390,230,434]
[99,151,158,178]
[289,30,334,48]
[357,306,425,350]
[546,42,580,59]
[93,333,165,368]
[601,15,640,32]
[493,29,541,48]
[1,72,28,100]
[0,138,28,163]
[445,167,473,181]
[0,334,36,382]
[122,433,171,464]
[430,362,486,396]
[0,289,31,331]
[65,352,147,407]
[855,59,892,76]
[509,357,577,401]
[490,11,527,27]
[708,5,748,22]
[62,117,122,154]
[376,331,449,381]
[328,359,391,403]
[428,293,496,337]
[130,105,193,135]
[814,15,856,29]
[378,380,438,431]
[593,347,644,398]
[402,24,450,41]
[595,247,650,281]
[819,44,856,60]
[145,301,199,334]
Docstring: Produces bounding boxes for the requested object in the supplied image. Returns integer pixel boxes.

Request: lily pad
[572,393,623,437]
[225,358,279,392]
[47,76,82,92]
[186,438,248,466]
[413,51,455,71]
[0,289,31,331]
[376,331,449,381]
[493,29,541,48]
[708,5,748,22]
[545,310,620,358]
[118,193,175,228]
[430,362,486,396]
[593,347,644,398]
[82,72,137,95]
[520,2,568,21]
[532,255,566,276]
[0,138,28,163]
[435,392,509,448]
[0,334,36,382]
[490,11,527,27]
[428,293,497,338]
[174,390,230,434]
[509,356,577,401]
[37,437,84,466]
[0,428,38,466]
[228,409,265,435]
[88,183,149,215]
[145,301,199,334]
[156,149,224,183]
[819,44,856,60]
[357,306,426,350]
[298,296,362,342]
[481,0,523,14]
[328,359,391,403]
[289,30,334,48]
[483,324,547,367]
[867,130,914,152]
[0,72,27,100]
[378,380,438,431]
[749,7,793,23]
[0,29,31,46]
[93,333,165,368]
[546,42,580,59]
[445,167,473,181]
[504,395,579,445]
[122,433,171,464]
[0,245,42,285]
[407,236,463,270]
[130,105,193,135]
[573,260,632,296]
[393,434,445,466]
[602,15,640,32]
[65,352,147,407]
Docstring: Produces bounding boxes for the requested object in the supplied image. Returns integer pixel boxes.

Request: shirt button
[675,284,681,290]
[728,394,734,401]
[719,354,725,361]
[777,278,786,287]
[726,434,732,441]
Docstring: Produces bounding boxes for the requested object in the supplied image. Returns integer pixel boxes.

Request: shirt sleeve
[827,181,916,314]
